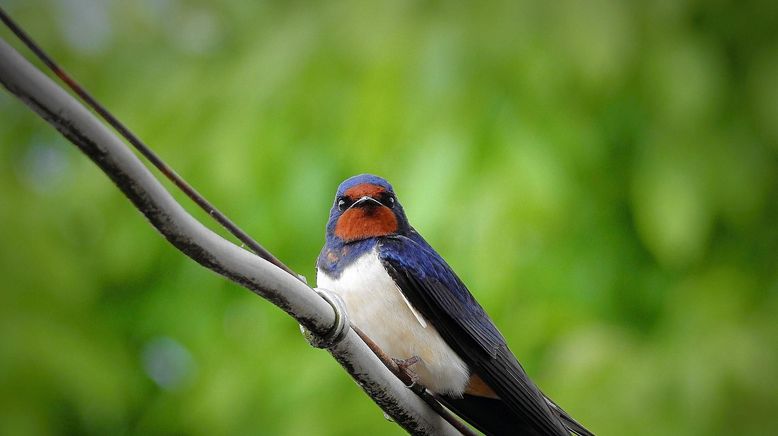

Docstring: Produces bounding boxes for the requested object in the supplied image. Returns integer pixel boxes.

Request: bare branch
[0,7,302,281]
[0,35,460,435]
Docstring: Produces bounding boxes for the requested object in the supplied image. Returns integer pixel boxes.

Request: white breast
[317,248,470,397]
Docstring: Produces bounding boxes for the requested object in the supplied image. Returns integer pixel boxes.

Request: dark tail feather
[544,397,594,436]
[438,394,545,436]
[438,394,595,436]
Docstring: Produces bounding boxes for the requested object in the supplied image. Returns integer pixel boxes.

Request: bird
[316,174,592,436]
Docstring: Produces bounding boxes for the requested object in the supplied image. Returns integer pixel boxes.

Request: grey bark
[0,37,459,436]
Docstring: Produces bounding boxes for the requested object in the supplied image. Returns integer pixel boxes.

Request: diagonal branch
[0,34,462,435]
[0,7,302,282]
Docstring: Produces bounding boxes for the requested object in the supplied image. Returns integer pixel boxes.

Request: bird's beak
[350,196,382,209]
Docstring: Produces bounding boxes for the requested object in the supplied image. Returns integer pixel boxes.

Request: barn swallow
[317,174,592,436]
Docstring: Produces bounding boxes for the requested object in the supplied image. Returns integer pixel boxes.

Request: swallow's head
[326,174,410,243]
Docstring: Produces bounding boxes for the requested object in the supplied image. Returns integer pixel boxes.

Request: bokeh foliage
[1,1,776,435]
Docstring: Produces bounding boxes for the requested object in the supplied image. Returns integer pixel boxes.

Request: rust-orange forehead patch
[343,183,386,199]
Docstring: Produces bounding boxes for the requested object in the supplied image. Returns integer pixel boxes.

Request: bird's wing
[378,235,570,436]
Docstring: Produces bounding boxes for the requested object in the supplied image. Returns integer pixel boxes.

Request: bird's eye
[382,193,396,208]
[337,197,349,211]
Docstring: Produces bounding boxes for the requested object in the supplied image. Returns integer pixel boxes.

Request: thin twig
[0,8,303,282]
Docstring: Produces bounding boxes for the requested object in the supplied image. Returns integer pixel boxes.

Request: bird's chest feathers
[317,249,470,397]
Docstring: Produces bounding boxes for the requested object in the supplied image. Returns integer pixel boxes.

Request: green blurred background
[1,1,776,435]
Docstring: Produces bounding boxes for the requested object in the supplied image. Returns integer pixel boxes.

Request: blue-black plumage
[316,174,592,436]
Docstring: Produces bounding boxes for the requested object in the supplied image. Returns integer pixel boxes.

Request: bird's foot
[392,356,421,387]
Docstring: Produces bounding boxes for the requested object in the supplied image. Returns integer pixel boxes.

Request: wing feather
[378,235,572,435]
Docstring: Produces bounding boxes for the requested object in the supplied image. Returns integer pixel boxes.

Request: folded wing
[379,235,581,435]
